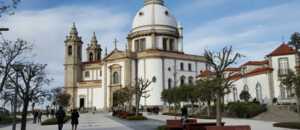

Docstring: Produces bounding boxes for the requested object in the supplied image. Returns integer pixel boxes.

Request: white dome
[132,4,178,30]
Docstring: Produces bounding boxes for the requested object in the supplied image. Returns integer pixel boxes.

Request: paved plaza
[0,112,295,130]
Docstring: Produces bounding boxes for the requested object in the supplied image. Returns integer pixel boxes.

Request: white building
[64,0,207,110]
[200,43,297,104]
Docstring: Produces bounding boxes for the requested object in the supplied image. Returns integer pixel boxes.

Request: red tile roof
[81,60,101,65]
[225,67,240,72]
[267,43,296,57]
[229,67,273,80]
[198,70,215,78]
[241,60,269,67]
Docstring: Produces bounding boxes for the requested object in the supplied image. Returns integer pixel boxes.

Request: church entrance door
[80,98,85,108]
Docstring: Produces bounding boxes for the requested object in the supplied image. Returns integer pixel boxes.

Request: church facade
[64,0,207,110]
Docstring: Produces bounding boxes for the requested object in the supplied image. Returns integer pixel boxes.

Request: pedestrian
[38,111,42,124]
[33,110,38,124]
[181,106,188,126]
[71,109,80,130]
[51,109,55,118]
[55,106,66,130]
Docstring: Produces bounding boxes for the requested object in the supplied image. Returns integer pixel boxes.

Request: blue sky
[1,0,300,89]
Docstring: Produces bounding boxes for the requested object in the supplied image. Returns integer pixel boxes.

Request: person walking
[71,109,80,130]
[38,111,42,124]
[56,106,66,130]
[181,106,188,127]
[33,110,38,124]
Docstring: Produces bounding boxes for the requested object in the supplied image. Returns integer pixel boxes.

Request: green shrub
[126,115,147,120]
[226,102,267,118]
[157,125,166,130]
[41,116,71,126]
[273,122,300,129]
[0,116,21,124]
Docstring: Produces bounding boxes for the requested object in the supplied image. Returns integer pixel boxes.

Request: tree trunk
[216,94,222,126]
[135,95,140,116]
[297,97,300,115]
[21,100,29,130]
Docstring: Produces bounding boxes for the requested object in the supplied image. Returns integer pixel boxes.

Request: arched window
[180,76,186,86]
[112,72,120,84]
[68,45,72,56]
[168,78,172,89]
[163,38,168,51]
[169,39,174,51]
[188,76,194,85]
[256,83,263,101]
[233,87,238,101]
[85,71,90,78]
[180,63,184,70]
[243,85,249,92]
[89,53,94,61]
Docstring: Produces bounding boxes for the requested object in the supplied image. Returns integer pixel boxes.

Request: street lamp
[12,64,24,130]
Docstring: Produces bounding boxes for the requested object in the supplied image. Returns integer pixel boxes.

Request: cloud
[0,5,130,88]
[183,1,300,62]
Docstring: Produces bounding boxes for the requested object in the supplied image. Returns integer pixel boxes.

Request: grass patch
[0,116,21,125]
[126,115,147,121]
[273,122,300,129]
[157,125,166,130]
[41,116,71,126]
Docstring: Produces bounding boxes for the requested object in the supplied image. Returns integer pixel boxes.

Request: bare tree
[51,87,71,108]
[0,0,21,17]
[204,46,242,126]
[0,39,32,93]
[134,78,152,116]
[8,63,51,130]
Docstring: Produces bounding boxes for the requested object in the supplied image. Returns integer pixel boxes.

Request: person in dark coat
[55,106,66,130]
[181,106,188,125]
[71,109,80,130]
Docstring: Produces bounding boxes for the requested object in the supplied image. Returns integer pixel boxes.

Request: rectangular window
[135,40,140,52]
[278,58,289,76]
[163,38,168,51]
[135,38,146,52]
[188,63,192,71]
[169,39,174,51]
[180,63,184,71]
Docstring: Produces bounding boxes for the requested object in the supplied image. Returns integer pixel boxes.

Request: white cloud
[183,1,300,62]
[0,5,130,88]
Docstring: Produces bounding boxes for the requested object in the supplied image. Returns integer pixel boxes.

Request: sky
[1,0,300,89]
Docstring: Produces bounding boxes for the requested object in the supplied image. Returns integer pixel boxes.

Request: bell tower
[86,32,102,62]
[64,23,83,109]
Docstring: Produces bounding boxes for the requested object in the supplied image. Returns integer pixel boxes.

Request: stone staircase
[253,105,300,122]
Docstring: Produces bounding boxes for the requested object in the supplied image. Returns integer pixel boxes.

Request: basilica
[64,0,207,110]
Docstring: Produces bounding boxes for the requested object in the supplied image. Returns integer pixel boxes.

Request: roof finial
[70,22,78,36]
[91,32,98,45]
[144,0,164,5]
[113,38,118,50]
[105,47,108,56]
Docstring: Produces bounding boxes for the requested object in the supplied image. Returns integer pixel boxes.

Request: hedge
[126,115,147,120]
[0,116,21,124]
[226,102,267,118]
[41,116,71,126]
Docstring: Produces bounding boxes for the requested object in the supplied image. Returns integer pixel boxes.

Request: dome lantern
[144,0,164,5]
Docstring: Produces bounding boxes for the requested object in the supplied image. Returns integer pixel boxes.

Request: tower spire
[91,32,98,45]
[69,22,78,36]
[144,0,164,5]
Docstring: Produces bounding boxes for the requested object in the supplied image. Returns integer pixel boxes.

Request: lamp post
[12,64,24,130]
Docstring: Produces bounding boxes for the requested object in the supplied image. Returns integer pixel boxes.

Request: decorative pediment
[103,49,127,61]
